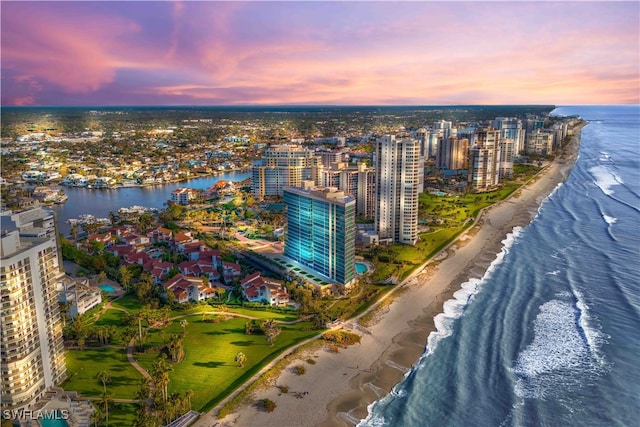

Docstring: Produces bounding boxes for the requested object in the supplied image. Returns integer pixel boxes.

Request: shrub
[292,365,306,375]
[255,398,277,413]
[276,385,289,394]
[306,358,316,365]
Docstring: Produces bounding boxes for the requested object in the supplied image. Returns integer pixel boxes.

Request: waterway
[52,171,251,236]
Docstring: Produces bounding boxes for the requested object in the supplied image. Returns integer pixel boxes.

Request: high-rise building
[498,138,515,179]
[284,184,356,286]
[319,162,376,219]
[525,129,554,155]
[375,135,420,245]
[1,208,66,411]
[436,137,469,171]
[252,145,321,198]
[492,117,525,154]
[468,128,501,191]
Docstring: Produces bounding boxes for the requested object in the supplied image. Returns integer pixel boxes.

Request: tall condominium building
[252,145,321,198]
[468,128,501,191]
[319,162,376,219]
[525,129,554,155]
[492,117,525,154]
[283,184,356,286]
[375,135,420,245]
[1,208,66,411]
[436,137,469,171]
[498,138,515,179]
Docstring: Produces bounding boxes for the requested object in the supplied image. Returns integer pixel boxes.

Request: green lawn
[62,348,143,399]
[110,294,142,314]
[134,317,317,411]
[106,403,139,427]
[94,309,127,327]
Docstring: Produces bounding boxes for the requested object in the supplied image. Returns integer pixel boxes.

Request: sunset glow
[2,1,638,106]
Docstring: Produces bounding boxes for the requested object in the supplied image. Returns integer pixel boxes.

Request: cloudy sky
[2,1,638,106]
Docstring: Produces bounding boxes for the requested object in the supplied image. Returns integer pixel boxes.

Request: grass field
[62,348,143,399]
[133,316,317,411]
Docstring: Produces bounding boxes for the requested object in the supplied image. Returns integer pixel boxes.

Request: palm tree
[151,354,172,402]
[90,406,103,427]
[166,334,185,363]
[234,351,246,368]
[119,266,132,293]
[70,313,91,350]
[70,223,78,241]
[179,319,188,336]
[96,371,112,426]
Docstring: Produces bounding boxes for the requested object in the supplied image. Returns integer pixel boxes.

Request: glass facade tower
[283,185,356,286]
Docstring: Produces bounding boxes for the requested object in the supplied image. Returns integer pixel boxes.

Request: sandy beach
[194,132,581,427]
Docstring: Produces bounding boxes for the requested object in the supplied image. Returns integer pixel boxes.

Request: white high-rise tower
[375,135,420,245]
[1,208,67,411]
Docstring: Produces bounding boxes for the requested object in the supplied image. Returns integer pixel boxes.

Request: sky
[1,1,639,106]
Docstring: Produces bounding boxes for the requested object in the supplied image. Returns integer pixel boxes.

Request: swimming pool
[355,263,368,274]
[99,284,115,293]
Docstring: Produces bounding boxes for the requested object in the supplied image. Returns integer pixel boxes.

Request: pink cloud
[1,1,638,105]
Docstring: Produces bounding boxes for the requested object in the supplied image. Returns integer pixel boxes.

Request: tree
[136,274,153,301]
[151,354,172,402]
[97,271,107,285]
[70,313,91,350]
[234,351,246,368]
[119,266,132,292]
[96,371,112,426]
[179,319,188,336]
[70,223,78,241]
[166,334,185,363]
[138,213,155,234]
[262,319,281,347]
[90,406,104,427]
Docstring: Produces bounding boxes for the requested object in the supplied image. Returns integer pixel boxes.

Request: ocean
[359,105,640,427]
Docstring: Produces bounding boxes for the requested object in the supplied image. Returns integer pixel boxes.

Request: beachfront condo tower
[375,135,420,245]
[319,162,376,219]
[436,137,470,172]
[0,207,67,411]
[252,145,322,199]
[468,128,501,191]
[283,183,356,287]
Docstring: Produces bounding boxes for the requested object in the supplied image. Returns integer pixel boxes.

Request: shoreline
[196,129,583,427]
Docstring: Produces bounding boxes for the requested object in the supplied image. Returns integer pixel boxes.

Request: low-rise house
[56,276,102,318]
[87,231,113,247]
[183,241,207,259]
[150,261,175,284]
[222,261,242,284]
[122,234,152,252]
[199,249,222,267]
[163,274,217,303]
[240,272,289,306]
[171,188,196,205]
[172,232,194,251]
[147,227,173,243]
[178,259,221,281]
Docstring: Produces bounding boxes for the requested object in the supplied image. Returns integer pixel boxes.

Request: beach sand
[194,134,581,427]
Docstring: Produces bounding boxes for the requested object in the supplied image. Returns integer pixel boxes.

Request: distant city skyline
[1,1,638,106]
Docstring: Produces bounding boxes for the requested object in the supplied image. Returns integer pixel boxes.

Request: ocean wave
[602,214,617,225]
[546,270,560,276]
[512,295,608,399]
[360,228,524,426]
[358,404,388,427]
[589,165,623,196]
[426,227,523,354]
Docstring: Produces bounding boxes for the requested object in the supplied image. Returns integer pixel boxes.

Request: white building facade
[375,135,420,245]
